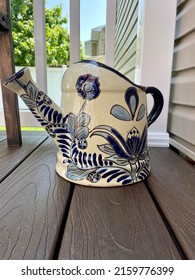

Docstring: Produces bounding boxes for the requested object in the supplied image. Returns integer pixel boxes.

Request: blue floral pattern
[110,87,146,121]
[76,74,100,100]
[66,111,90,149]
[7,68,150,185]
[64,85,149,184]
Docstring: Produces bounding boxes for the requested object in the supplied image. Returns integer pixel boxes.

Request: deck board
[58,183,182,260]
[1,139,193,260]
[0,132,6,142]
[0,138,72,260]
[147,148,195,259]
[0,135,47,183]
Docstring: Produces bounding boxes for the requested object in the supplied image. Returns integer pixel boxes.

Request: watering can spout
[4,67,66,140]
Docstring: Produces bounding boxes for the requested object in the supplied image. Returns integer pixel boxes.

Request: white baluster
[33,0,47,92]
[70,0,80,65]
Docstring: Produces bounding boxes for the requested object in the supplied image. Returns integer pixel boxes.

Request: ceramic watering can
[4,60,163,187]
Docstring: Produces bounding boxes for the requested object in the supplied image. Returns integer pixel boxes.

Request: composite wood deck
[0,132,195,260]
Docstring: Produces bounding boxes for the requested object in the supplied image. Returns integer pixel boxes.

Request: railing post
[135,0,177,147]
[70,0,80,65]
[33,0,47,92]
[105,0,117,67]
[0,0,22,146]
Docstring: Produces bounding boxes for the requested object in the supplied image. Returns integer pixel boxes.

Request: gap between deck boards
[52,182,75,260]
[58,181,182,260]
[144,181,186,259]
[0,135,48,183]
[0,137,73,259]
[147,147,195,260]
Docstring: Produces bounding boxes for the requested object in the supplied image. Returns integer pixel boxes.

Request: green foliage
[11,0,85,66]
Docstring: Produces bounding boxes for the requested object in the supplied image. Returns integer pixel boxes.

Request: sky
[46,0,106,45]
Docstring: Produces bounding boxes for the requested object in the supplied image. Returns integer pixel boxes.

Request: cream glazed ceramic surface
[4,60,164,187]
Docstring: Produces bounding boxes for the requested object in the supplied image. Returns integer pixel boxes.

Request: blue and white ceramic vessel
[4,60,163,187]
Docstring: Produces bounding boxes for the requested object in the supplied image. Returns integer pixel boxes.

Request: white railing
[33,0,116,92]
[33,0,47,92]
[1,0,178,149]
[0,0,116,126]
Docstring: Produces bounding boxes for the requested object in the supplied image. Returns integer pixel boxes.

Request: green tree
[11,0,85,66]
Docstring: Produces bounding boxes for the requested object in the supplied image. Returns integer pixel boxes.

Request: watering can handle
[145,86,164,127]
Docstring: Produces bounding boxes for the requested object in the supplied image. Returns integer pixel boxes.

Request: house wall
[85,27,105,57]
[114,0,139,81]
[168,0,195,160]
[113,0,177,147]
[97,27,105,56]
[84,41,92,56]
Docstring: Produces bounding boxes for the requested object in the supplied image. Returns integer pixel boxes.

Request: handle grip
[145,86,164,127]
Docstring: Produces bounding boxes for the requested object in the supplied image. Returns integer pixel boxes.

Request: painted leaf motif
[106,171,129,183]
[139,148,148,160]
[92,125,131,154]
[66,163,95,181]
[75,126,89,139]
[125,87,139,119]
[110,105,132,121]
[106,154,129,166]
[67,113,76,139]
[21,94,36,109]
[136,104,145,121]
[97,144,115,155]
[26,81,39,100]
[137,125,147,155]
[76,112,90,127]
[126,127,140,155]
[91,131,130,158]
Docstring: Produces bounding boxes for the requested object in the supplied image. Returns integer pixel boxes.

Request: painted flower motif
[90,87,148,166]
[91,125,148,165]
[87,171,101,183]
[75,74,100,100]
[126,126,148,162]
[67,111,90,149]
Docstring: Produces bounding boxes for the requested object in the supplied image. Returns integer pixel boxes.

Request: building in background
[84,25,105,63]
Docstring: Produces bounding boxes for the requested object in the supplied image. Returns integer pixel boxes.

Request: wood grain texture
[58,183,181,260]
[147,148,195,259]
[0,0,22,146]
[0,138,72,259]
[0,136,47,183]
